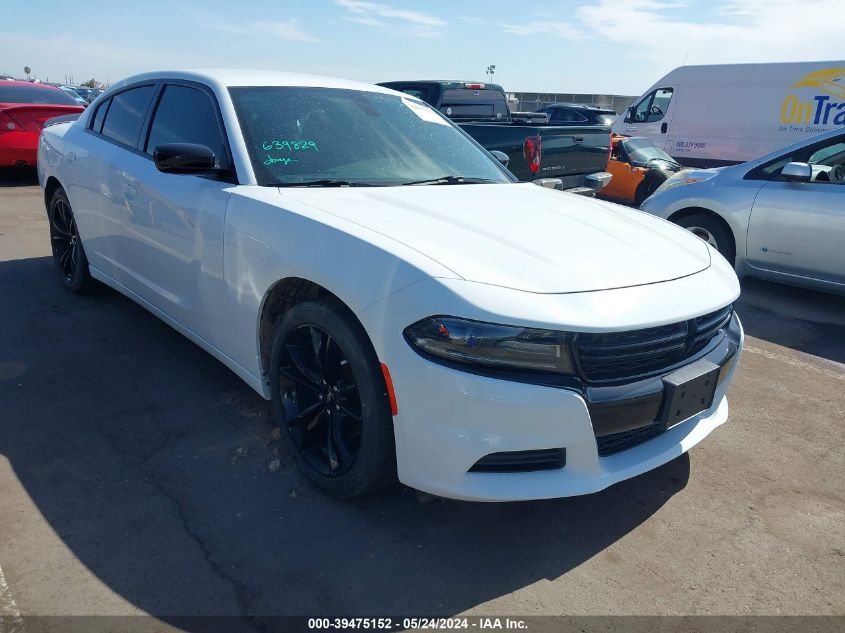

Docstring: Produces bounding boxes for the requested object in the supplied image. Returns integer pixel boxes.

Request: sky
[1,0,842,95]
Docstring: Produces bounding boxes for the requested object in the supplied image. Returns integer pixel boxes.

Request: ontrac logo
[779,68,845,126]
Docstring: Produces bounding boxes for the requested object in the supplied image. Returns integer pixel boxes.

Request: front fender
[219,188,458,384]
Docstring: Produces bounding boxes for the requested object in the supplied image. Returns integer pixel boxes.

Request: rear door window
[145,84,228,167]
[100,85,155,147]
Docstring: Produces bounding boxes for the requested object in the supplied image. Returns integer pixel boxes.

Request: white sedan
[38,70,743,501]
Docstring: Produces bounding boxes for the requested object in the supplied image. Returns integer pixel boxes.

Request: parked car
[59,86,88,107]
[641,128,844,295]
[38,70,742,501]
[614,60,845,167]
[536,102,618,126]
[599,134,683,206]
[0,81,85,167]
[70,86,100,103]
[378,80,611,193]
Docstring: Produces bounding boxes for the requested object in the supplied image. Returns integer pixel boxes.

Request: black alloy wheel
[269,298,396,497]
[49,187,93,292]
[278,323,363,477]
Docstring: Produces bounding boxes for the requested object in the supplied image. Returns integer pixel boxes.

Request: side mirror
[624,106,634,123]
[154,143,217,174]
[490,150,510,168]
[781,161,812,183]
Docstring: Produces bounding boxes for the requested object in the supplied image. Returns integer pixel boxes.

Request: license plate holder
[660,359,720,430]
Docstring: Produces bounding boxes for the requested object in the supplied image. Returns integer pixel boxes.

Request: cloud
[460,16,582,40]
[500,21,582,39]
[336,0,447,36]
[204,18,319,43]
[576,0,844,67]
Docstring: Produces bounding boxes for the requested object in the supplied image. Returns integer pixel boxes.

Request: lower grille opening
[597,424,663,457]
[469,448,566,473]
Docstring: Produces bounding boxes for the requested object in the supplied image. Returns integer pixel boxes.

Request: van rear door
[619,85,677,149]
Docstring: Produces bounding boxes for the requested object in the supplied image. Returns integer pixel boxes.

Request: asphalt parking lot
[0,168,843,623]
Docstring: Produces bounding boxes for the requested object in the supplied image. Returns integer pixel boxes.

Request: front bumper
[362,278,743,501]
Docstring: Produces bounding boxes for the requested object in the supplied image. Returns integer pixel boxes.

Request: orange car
[599,134,683,206]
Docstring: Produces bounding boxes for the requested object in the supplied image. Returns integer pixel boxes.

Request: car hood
[278,183,710,293]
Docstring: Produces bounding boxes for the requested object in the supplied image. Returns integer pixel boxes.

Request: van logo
[779,68,845,129]
[760,246,792,256]
[793,69,845,98]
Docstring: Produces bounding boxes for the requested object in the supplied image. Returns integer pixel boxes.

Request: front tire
[675,212,736,267]
[269,298,396,498]
[635,170,666,207]
[48,187,93,293]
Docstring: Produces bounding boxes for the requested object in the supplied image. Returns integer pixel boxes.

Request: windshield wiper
[400,175,499,186]
[275,179,384,188]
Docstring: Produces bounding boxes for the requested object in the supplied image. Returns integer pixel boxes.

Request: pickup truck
[378,80,612,193]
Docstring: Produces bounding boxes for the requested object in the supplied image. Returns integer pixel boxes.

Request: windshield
[623,137,675,164]
[0,85,79,105]
[229,87,513,187]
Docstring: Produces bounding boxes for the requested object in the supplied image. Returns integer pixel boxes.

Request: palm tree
[24,66,31,79]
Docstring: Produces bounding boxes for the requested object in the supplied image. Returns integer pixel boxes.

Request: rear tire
[48,187,94,293]
[675,212,736,267]
[269,298,396,498]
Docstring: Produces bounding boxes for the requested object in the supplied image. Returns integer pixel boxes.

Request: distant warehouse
[509,92,637,115]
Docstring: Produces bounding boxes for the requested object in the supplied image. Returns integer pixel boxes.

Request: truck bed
[460,122,611,185]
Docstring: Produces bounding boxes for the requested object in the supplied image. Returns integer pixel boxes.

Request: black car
[536,103,618,126]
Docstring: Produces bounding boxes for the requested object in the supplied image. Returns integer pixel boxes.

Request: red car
[0,81,85,167]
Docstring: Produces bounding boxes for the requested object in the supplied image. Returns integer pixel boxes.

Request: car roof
[542,102,615,112]
[108,69,401,96]
[379,80,504,89]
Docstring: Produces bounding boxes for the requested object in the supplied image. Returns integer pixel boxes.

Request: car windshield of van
[623,138,677,166]
[229,87,513,187]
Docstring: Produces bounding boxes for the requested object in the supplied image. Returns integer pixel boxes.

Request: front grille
[597,424,663,456]
[576,305,733,383]
[469,448,566,473]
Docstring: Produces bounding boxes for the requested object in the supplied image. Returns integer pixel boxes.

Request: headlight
[653,169,718,195]
[404,316,575,374]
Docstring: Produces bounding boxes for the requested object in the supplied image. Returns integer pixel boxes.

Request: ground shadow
[735,277,845,365]
[0,167,39,187]
[0,256,689,624]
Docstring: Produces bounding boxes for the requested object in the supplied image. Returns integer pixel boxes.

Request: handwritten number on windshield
[262,140,318,151]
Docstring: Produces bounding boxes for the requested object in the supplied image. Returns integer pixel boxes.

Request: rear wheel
[675,212,736,266]
[48,187,93,293]
[269,298,396,497]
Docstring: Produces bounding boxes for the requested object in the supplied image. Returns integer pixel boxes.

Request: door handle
[573,137,584,144]
[123,183,137,200]
[661,122,668,133]
[67,152,77,163]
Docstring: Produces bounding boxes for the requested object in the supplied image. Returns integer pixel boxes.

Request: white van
[613,61,845,167]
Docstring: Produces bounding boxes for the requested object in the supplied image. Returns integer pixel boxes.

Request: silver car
[640,128,845,295]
